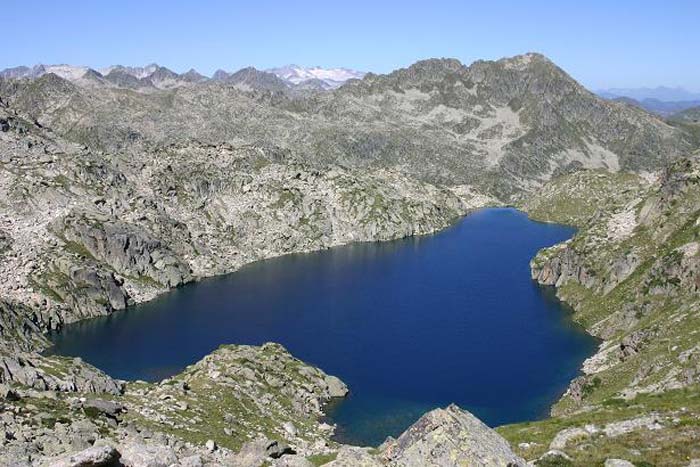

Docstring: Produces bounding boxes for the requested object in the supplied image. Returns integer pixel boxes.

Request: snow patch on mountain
[267,65,365,88]
[99,64,160,79]
[43,65,90,81]
[0,64,89,81]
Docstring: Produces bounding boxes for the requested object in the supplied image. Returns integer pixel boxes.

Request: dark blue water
[48,208,596,446]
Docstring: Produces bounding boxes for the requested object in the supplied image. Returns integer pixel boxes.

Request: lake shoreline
[47,207,597,446]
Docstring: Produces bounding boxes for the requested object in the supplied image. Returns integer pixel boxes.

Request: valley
[0,52,699,466]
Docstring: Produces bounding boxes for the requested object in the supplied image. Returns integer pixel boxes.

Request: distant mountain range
[597,86,700,102]
[0,63,365,91]
[596,87,700,117]
[611,96,700,117]
[669,105,700,124]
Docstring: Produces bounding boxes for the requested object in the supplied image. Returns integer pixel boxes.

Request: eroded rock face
[0,353,123,394]
[52,211,193,288]
[531,242,596,289]
[380,404,526,467]
[0,299,46,352]
[38,256,130,319]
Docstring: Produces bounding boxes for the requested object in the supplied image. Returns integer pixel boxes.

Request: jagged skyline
[3,0,699,91]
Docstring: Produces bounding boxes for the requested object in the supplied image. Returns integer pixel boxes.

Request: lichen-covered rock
[322,446,382,466]
[121,343,347,454]
[380,404,525,466]
[117,442,178,467]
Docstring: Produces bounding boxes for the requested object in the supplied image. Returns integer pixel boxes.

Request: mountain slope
[1,52,699,465]
[631,98,700,117]
[503,153,700,464]
[223,66,291,92]
[1,53,691,200]
[670,105,700,124]
[0,97,486,357]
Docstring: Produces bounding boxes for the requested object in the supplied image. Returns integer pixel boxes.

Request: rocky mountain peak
[147,66,181,89]
[388,57,465,83]
[498,51,552,68]
[211,69,231,81]
[181,68,208,83]
[225,67,290,92]
[0,65,35,80]
[101,63,161,79]
[29,72,76,91]
[104,69,152,89]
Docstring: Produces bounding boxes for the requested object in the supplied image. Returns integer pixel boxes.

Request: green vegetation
[521,169,646,227]
[307,452,338,465]
[499,387,700,466]
[513,154,700,464]
[118,344,342,452]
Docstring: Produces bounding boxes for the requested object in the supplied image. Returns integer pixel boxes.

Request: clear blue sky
[3,0,698,91]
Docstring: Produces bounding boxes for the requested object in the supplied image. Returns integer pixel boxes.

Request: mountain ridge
[1,53,691,200]
[0,51,699,465]
[0,62,367,91]
[598,86,700,102]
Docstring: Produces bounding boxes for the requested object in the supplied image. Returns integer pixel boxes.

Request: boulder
[232,438,294,466]
[324,375,348,398]
[82,399,125,418]
[605,460,636,467]
[44,445,120,467]
[380,404,525,466]
[266,440,295,459]
[0,383,21,401]
[117,442,178,467]
[205,439,216,452]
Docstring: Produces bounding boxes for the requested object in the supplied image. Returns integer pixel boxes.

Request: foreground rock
[0,340,527,467]
[380,404,525,466]
[0,352,123,394]
[120,343,348,455]
[29,399,525,467]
